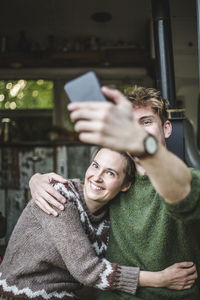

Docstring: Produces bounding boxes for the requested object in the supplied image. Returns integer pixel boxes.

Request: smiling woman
[83,148,135,212]
[0,148,140,300]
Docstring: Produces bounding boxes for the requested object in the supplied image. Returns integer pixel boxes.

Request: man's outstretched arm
[68,86,192,204]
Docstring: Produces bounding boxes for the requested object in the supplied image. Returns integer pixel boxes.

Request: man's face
[84,148,130,207]
[132,104,172,144]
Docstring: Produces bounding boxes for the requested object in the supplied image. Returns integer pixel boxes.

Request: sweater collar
[71,179,108,224]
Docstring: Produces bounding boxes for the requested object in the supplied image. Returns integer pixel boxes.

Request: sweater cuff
[115,266,139,295]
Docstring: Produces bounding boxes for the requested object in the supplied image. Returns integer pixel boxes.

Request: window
[0,80,54,142]
[0,80,53,110]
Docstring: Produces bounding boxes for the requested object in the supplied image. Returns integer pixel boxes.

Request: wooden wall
[0,144,93,246]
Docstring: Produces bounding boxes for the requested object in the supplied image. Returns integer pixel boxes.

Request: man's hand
[29,173,67,216]
[68,86,146,154]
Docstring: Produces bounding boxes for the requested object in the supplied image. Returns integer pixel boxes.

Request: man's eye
[143,120,151,125]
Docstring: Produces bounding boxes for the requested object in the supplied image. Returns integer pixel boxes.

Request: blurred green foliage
[0,79,53,109]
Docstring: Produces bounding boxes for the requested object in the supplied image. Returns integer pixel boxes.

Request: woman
[0,148,197,300]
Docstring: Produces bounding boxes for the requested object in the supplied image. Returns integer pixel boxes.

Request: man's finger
[101,86,128,105]
[35,200,50,215]
[74,120,104,133]
[78,132,126,152]
[44,185,66,205]
[68,101,111,112]
[35,199,58,217]
[78,132,103,145]
[70,109,105,123]
[41,190,65,210]
[48,173,68,184]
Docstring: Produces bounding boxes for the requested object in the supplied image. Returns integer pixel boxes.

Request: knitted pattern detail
[0,273,76,299]
[54,181,109,256]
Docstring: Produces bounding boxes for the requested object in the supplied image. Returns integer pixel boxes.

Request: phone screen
[64,71,107,102]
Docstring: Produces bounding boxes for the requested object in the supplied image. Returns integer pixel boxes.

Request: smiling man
[66,86,200,300]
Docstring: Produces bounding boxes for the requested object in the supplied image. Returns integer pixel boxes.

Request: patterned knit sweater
[99,168,200,300]
[0,179,139,300]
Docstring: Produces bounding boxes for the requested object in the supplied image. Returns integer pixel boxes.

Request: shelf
[0,47,152,68]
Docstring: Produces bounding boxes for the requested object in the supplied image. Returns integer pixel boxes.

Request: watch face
[145,135,158,155]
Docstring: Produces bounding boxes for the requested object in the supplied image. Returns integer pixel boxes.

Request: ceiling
[0,0,196,53]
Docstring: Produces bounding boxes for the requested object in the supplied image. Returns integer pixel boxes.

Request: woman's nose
[93,171,103,182]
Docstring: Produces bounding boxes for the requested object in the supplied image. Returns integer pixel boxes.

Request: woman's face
[83,148,131,207]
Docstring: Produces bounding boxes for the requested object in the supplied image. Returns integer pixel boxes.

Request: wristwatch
[138,135,158,159]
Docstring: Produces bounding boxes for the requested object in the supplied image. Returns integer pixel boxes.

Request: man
[29,86,200,299]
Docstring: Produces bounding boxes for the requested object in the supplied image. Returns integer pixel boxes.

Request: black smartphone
[64,71,107,102]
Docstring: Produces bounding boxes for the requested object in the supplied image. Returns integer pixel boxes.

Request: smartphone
[64,71,107,102]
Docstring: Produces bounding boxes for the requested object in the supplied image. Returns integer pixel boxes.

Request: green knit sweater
[99,168,200,300]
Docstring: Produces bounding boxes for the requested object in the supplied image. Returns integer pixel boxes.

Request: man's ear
[163,120,172,139]
[121,181,132,192]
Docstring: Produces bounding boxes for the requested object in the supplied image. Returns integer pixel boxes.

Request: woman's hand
[159,262,197,290]
[139,262,197,290]
[29,173,68,216]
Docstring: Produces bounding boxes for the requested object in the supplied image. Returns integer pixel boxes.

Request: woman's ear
[121,181,132,192]
[164,120,172,139]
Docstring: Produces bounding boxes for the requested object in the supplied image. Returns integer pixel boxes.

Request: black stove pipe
[151,0,176,108]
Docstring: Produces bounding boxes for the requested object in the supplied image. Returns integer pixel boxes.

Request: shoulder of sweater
[30,195,79,228]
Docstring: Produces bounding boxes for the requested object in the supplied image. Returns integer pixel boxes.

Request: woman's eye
[92,162,98,168]
[107,171,114,177]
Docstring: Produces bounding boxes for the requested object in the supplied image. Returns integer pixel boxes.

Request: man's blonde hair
[124,86,169,124]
